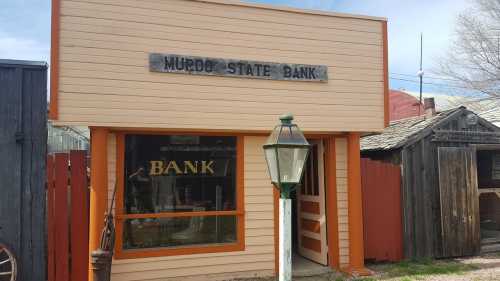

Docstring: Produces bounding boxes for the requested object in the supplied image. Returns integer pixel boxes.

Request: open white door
[296,140,328,265]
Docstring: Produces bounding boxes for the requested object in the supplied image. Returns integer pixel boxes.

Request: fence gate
[0,60,47,281]
[47,151,89,281]
[361,158,403,262]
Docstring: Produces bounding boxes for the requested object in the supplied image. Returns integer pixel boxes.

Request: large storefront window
[115,134,244,258]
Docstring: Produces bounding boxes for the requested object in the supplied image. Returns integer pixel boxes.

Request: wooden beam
[49,0,60,120]
[88,128,108,281]
[345,133,370,275]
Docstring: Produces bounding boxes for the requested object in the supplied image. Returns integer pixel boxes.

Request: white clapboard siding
[106,135,276,281]
[54,0,386,132]
[335,137,350,267]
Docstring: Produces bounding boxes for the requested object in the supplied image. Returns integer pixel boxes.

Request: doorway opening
[477,149,500,253]
[291,139,331,276]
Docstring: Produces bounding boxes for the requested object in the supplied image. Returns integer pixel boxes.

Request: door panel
[297,140,328,265]
[438,147,480,257]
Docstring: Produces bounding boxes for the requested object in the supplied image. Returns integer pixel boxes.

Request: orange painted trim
[108,127,346,137]
[88,128,109,281]
[325,136,340,269]
[382,21,390,127]
[236,136,246,249]
[346,133,370,275]
[113,132,245,260]
[117,210,242,219]
[273,187,279,275]
[116,244,245,259]
[49,0,60,120]
[114,133,125,261]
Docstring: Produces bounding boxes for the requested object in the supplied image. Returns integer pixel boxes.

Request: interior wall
[477,150,500,188]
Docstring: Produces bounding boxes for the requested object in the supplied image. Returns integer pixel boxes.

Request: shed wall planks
[54,0,385,132]
[0,62,47,281]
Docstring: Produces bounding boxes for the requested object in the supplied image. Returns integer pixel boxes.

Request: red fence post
[54,153,70,281]
[47,155,56,281]
[70,151,89,281]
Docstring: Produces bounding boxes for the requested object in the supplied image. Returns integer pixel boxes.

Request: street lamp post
[263,114,310,281]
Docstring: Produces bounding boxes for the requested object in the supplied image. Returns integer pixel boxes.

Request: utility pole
[417,33,424,115]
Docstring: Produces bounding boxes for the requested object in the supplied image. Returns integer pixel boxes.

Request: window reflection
[123,216,237,250]
[124,135,237,214]
[123,134,238,250]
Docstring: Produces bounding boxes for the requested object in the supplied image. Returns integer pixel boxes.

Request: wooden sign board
[150,53,328,82]
[432,130,500,144]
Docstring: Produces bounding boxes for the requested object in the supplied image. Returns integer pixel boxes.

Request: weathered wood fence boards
[361,158,403,262]
[437,147,480,257]
[47,151,89,281]
[0,60,47,281]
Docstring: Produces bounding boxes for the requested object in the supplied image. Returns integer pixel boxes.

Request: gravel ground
[363,253,500,281]
[228,253,500,281]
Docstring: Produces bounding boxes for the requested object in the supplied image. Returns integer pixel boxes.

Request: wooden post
[346,133,370,276]
[54,153,70,281]
[279,198,292,281]
[71,151,89,281]
[46,155,56,281]
[88,128,108,281]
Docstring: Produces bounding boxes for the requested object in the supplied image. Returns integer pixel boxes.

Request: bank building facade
[49,0,388,280]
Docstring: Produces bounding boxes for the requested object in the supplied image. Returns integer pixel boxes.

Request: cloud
[0,33,49,62]
[287,0,337,10]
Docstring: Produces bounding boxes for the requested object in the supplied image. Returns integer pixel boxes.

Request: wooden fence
[47,151,89,281]
[361,158,403,262]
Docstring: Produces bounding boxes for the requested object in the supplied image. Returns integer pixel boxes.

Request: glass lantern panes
[263,116,310,186]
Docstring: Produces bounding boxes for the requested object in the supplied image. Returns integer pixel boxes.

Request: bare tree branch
[437,0,500,98]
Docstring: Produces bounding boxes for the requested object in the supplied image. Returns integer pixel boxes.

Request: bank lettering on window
[149,53,328,82]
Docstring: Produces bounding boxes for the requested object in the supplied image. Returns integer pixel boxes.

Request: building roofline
[0,59,48,68]
[194,0,388,22]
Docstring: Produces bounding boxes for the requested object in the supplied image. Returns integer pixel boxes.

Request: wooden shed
[361,104,500,259]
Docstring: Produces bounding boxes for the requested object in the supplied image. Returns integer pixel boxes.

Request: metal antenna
[417,33,424,115]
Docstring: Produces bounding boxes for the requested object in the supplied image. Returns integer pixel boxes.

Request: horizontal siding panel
[58,16,383,56]
[58,98,383,120]
[60,4,383,45]
[58,39,383,70]
[58,72,383,95]
[58,86,383,108]
[247,211,274,220]
[59,22,381,60]
[58,67,383,93]
[111,253,274,273]
[55,118,384,132]
[113,244,275,264]
[244,203,273,212]
[112,261,274,281]
[71,0,383,32]
[59,47,383,74]
[57,0,385,132]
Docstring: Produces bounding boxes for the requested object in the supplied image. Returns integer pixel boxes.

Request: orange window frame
[114,132,245,259]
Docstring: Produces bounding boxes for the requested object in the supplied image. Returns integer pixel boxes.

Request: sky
[0,0,470,94]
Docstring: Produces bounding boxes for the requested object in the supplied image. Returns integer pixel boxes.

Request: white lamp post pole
[263,114,310,281]
[279,198,292,281]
